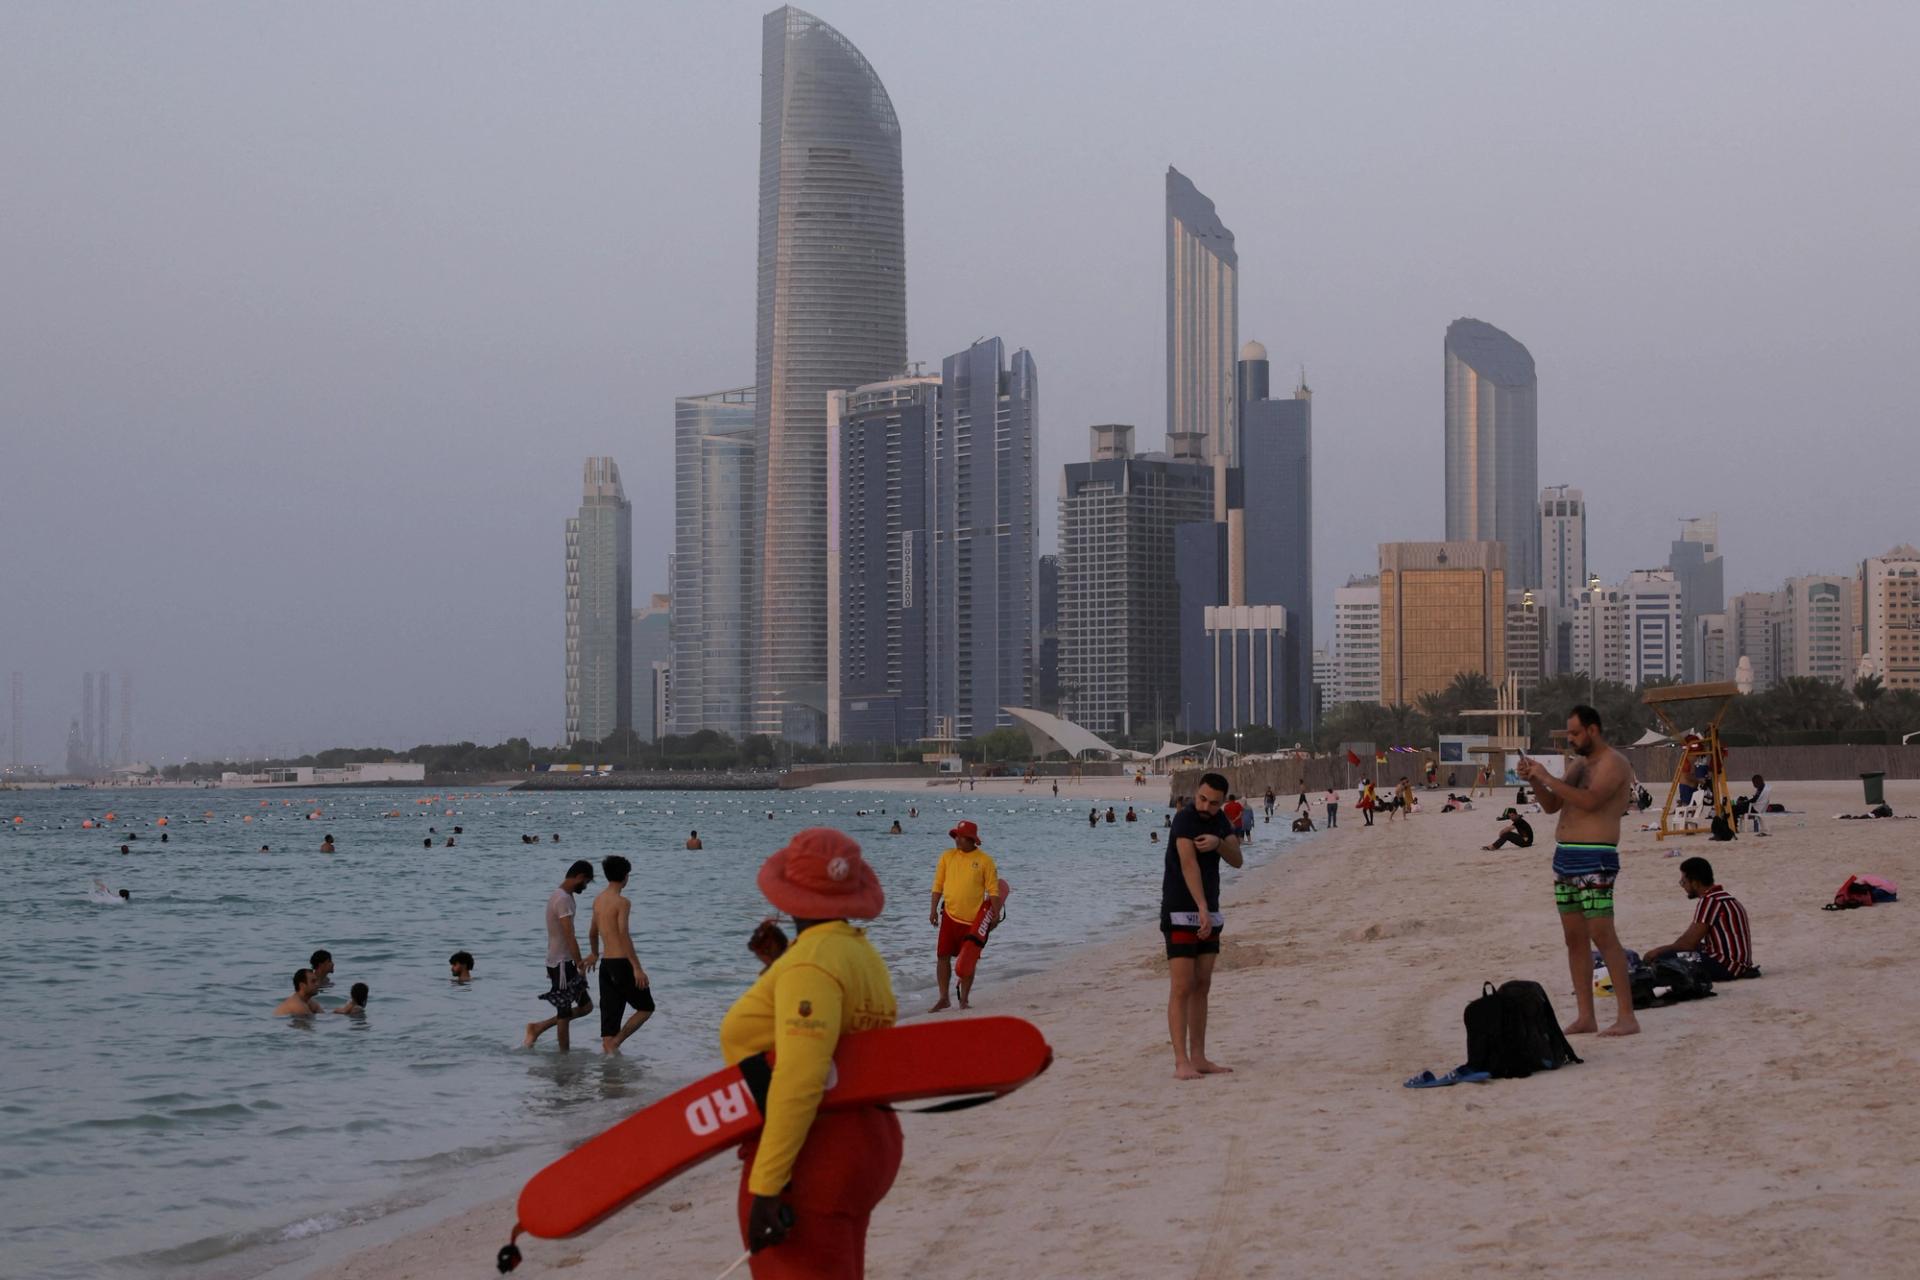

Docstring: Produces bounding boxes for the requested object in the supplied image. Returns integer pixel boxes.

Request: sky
[3,1,1917,765]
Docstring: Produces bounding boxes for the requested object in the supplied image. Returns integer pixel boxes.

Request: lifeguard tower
[1458,674,1535,794]
[1642,681,1741,840]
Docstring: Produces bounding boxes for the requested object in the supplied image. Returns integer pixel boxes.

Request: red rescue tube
[954,879,1011,982]
[515,1016,1050,1241]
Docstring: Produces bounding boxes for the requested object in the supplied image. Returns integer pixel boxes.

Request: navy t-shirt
[1163,804,1234,914]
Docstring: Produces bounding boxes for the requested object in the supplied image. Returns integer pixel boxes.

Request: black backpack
[1463,980,1583,1079]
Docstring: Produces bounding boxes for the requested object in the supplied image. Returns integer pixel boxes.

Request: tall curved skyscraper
[753,6,907,741]
[1166,167,1238,464]
[1444,318,1539,590]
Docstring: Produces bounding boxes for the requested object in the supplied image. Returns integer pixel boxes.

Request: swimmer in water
[310,950,335,988]
[320,834,335,853]
[449,950,474,983]
[334,982,369,1015]
[274,968,323,1016]
[889,819,903,835]
[685,830,703,850]
[90,879,129,902]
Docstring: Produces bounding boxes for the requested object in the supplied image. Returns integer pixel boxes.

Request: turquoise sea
[0,783,1299,1278]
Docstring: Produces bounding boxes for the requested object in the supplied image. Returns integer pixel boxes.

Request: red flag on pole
[1345,749,1361,766]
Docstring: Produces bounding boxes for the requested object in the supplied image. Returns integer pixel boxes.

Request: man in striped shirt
[1642,856,1758,980]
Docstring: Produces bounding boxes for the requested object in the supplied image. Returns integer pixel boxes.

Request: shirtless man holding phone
[1516,705,1640,1038]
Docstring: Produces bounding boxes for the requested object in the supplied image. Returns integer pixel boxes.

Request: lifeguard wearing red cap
[948,820,979,843]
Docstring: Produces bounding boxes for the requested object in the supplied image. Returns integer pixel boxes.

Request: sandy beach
[323,778,1920,1280]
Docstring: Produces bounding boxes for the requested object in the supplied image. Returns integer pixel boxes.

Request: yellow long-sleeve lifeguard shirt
[718,921,897,1196]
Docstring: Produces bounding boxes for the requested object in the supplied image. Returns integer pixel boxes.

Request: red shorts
[737,1106,903,1279]
[935,911,975,958]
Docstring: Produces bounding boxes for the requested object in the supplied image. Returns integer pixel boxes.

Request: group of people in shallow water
[271,949,369,1017]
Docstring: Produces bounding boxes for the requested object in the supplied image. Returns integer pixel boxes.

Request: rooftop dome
[1239,339,1268,362]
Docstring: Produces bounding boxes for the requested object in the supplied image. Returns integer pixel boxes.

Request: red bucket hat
[758,828,885,920]
[948,820,980,842]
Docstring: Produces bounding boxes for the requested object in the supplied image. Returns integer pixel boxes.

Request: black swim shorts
[1161,909,1225,960]
[597,957,655,1037]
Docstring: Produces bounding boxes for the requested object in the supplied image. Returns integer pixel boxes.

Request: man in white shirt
[524,860,597,1050]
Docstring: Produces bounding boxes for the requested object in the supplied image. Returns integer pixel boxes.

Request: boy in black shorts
[1163,771,1243,1080]
[590,855,655,1054]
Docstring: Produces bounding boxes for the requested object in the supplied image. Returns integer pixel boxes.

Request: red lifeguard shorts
[737,1106,903,1279]
[935,912,974,959]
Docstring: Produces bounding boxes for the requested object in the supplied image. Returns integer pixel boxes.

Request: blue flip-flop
[1404,1068,1492,1089]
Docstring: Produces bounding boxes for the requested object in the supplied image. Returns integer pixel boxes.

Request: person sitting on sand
[449,950,474,983]
[1164,772,1243,1079]
[1516,705,1640,1037]
[334,982,369,1015]
[1640,856,1757,981]
[275,968,323,1016]
[686,830,703,850]
[1483,808,1534,850]
[1291,813,1315,833]
[1745,774,1773,836]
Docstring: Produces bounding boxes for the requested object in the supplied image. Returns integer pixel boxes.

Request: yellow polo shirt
[718,921,897,1196]
[931,846,999,923]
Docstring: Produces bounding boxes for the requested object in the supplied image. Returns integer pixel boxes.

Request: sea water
[0,784,1297,1278]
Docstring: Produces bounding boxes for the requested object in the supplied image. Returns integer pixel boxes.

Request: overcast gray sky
[4,1,1916,764]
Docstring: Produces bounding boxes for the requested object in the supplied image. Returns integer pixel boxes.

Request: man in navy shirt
[1163,771,1244,1080]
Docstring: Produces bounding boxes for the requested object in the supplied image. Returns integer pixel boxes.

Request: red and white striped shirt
[1691,886,1753,977]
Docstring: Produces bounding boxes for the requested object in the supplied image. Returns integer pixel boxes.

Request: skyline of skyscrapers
[564,457,633,745]
[751,5,907,744]
[1444,318,1539,592]
[1166,166,1238,465]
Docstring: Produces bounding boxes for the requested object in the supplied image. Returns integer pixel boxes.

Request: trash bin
[1861,771,1887,806]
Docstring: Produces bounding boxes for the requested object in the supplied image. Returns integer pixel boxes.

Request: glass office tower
[671,388,756,736]
[752,6,907,743]
[1444,318,1539,590]
[1166,166,1238,465]
[565,457,632,745]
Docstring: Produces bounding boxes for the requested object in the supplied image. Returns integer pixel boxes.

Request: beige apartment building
[1862,546,1920,691]
[1378,541,1507,705]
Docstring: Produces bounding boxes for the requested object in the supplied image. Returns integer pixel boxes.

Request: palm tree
[1854,674,1886,706]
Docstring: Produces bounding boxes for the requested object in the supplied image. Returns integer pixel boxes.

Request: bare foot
[523,1023,541,1048]
[601,1037,619,1055]
[1174,1063,1204,1080]
[1599,1018,1641,1037]
[927,998,951,1013]
[957,997,970,1010]
[1562,1018,1598,1035]
[1193,1059,1234,1074]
